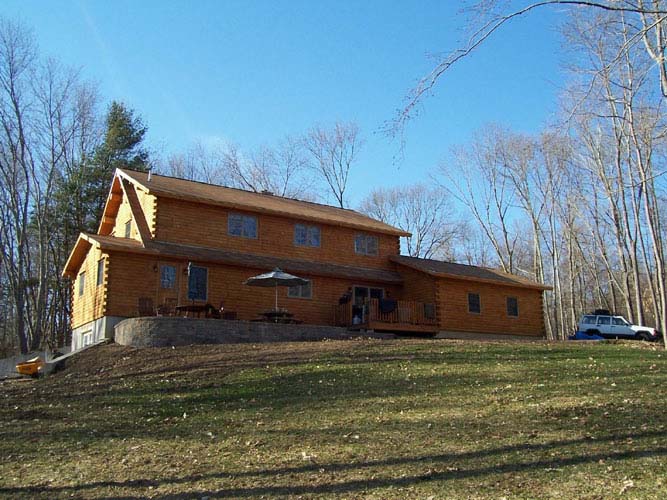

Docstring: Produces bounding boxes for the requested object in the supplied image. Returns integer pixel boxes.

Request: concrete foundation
[72,316,125,351]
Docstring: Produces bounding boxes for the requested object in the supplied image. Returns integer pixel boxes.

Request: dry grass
[0,338,665,499]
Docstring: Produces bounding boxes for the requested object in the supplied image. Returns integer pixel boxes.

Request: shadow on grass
[2,428,666,498]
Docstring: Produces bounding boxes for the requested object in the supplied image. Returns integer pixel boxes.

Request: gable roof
[63,233,403,284]
[117,169,410,237]
[390,255,551,290]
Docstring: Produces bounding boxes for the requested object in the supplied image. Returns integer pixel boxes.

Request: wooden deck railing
[333,298,437,328]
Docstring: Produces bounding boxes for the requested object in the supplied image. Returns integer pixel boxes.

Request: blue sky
[2,0,563,206]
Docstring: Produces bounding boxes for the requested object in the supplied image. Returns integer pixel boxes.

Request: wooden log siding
[101,251,402,326]
[436,277,545,337]
[153,197,400,270]
[71,246,108,329]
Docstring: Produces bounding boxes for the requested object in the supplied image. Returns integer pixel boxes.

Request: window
[294,224,321,247]
[597,316,611,325]
[96,259,104,286]
[581,315,596,324]
[468,293,481,314]
[78,271,86,296]
[160,265,176,289]
[124,220,132,238]
[354,234,379,256]
[288,281,312,299]
[612,317,628,326]
[507,297,519,317]
[228,213,257,238]
[82,331,93,347]
[187,265,208,301]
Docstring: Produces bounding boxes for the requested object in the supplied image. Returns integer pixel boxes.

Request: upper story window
[294,224,320,247]
[96,259,104,286]
[354,234,378,256]
[228,213,257,238]
[78,271,86,296]
[124,220,132,238]
[161,265,176,289]
[187,265,208,301]
[468,292,481,314]
[288,281,312,299]
[507,297,518,317]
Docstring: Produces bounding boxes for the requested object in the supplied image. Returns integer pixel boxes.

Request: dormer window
[124,220,132,238]
[228,213,257,238]
[354,234,378,256]
[294,224,320,247]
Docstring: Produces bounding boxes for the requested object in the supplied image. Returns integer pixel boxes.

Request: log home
[62,169,550,350]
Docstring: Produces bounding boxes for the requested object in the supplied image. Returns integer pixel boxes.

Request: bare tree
[304,121,362,208]
[222,137,313,198]
[442,125,520,274]
[386,0,667,136]
[0,18,96,353]
[161,136,315,200]
[359,183,463,259]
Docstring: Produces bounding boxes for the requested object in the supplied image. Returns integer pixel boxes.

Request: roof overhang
[117,168,411,238]
[62,233,94,279]
[64,234,404,285]
[390,255,552,291]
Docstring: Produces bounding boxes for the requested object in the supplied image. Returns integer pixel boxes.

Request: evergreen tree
[89,101,150,228]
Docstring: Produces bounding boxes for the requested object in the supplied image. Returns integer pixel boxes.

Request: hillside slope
[0,339,665,499]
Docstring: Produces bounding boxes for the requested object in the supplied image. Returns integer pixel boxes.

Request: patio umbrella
[243,267,309,311]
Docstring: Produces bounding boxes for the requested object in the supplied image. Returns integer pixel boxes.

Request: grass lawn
[0,338,666,499]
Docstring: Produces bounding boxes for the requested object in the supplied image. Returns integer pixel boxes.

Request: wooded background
[2,3,667,353]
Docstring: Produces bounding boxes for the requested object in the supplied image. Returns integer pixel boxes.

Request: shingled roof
[117,169,410,237]
[390,255,551,290]
[63,233,403,284]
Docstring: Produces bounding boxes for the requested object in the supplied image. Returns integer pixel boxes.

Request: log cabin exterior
[62,169,550,350]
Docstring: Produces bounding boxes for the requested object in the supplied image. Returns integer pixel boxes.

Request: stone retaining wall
[114,317,391,347]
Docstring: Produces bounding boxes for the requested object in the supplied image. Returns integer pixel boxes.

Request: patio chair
[137,297,155,316]
[157,297,177,316]
[205,303,221,319]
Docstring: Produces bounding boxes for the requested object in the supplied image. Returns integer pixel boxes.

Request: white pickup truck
[578,313,661,341]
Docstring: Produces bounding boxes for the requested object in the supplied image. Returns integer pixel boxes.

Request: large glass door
[353,286,384,322]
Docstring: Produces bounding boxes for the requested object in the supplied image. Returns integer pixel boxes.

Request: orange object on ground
[16,357,45,377]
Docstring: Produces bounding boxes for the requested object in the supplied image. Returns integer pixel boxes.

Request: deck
[333,298,438,334]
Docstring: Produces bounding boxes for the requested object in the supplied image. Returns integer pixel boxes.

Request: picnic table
[253,309,302,324]
[175,304,208,318]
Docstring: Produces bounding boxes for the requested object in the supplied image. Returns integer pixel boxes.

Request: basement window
[507,297,519,317]
[468,293,481,314]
